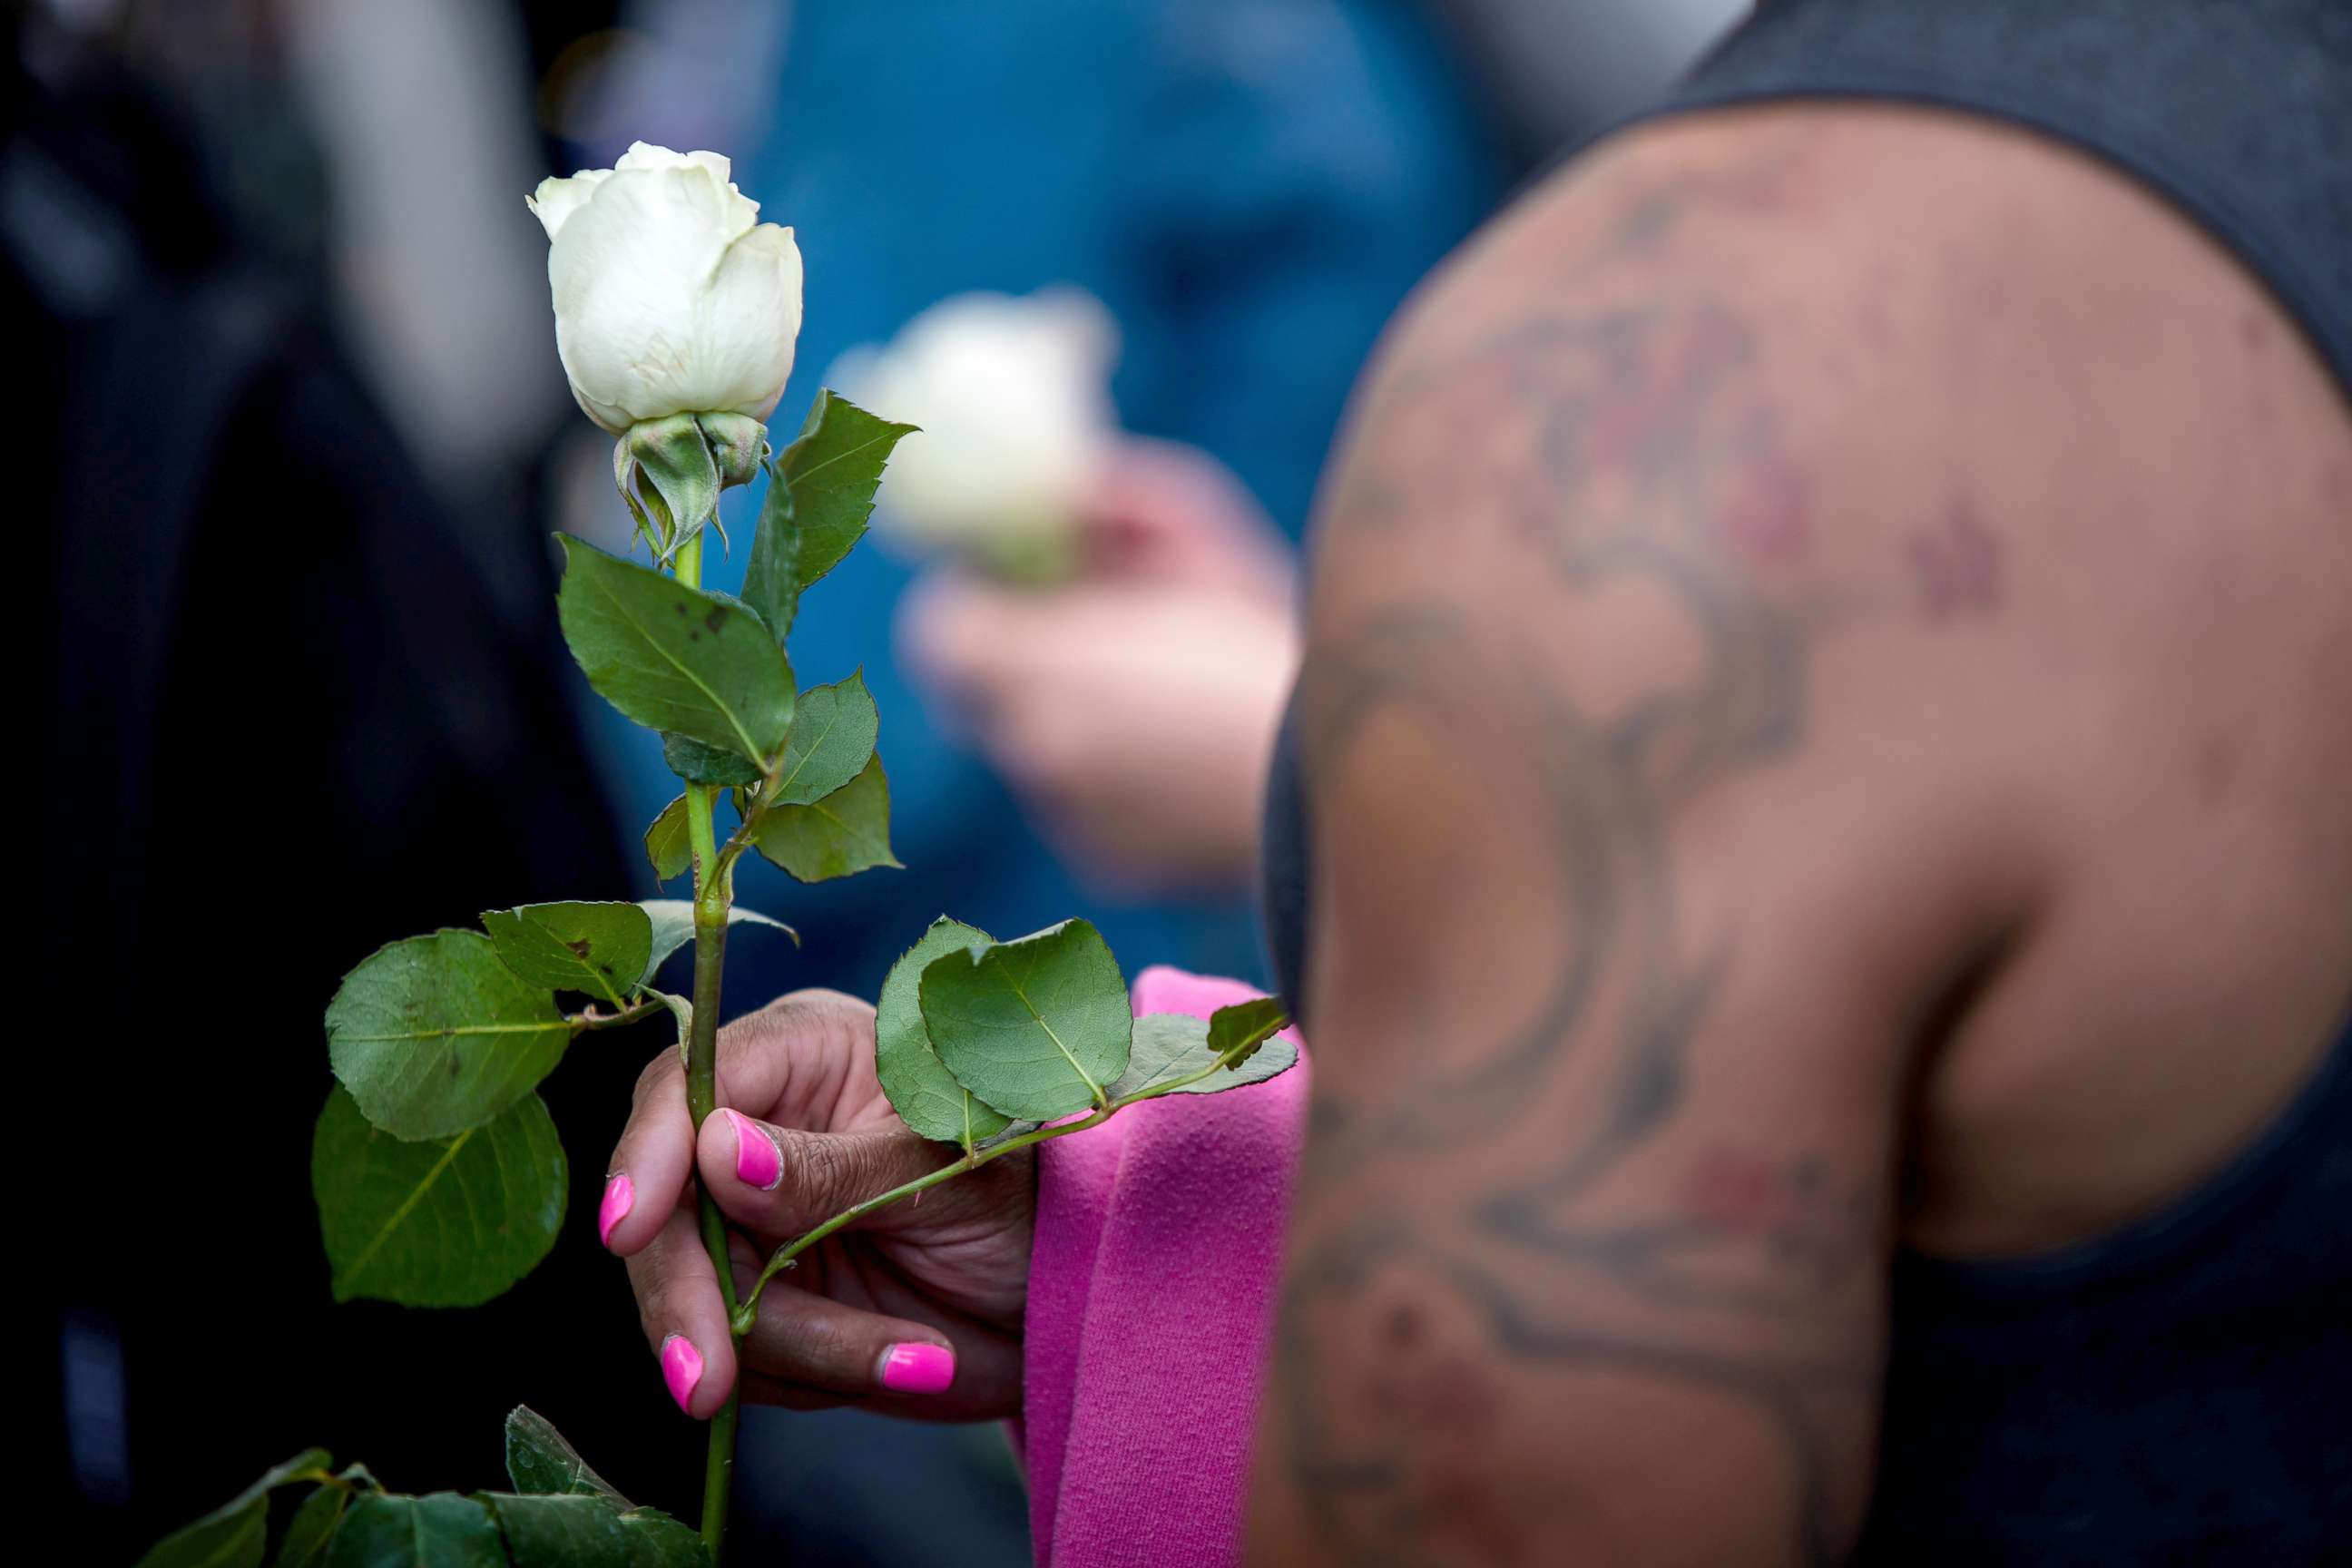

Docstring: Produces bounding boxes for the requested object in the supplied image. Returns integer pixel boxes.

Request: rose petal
[533,149,796,431]
[524,169,613,241]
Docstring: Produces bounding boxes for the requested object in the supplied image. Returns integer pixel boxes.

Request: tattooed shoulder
[1254,122,2014,1568]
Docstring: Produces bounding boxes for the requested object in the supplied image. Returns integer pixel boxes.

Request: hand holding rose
[901,438,1301,893]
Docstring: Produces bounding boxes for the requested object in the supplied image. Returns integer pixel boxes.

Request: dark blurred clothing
[16,37,694,1555]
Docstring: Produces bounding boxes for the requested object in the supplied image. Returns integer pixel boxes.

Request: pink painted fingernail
[660,1335,703,1414]
[598,1174,633,1248]
[878,1342,955,1395]
[725,1110,781,1191]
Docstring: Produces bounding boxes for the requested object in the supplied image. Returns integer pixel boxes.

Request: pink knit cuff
[1019,967,1309,1567]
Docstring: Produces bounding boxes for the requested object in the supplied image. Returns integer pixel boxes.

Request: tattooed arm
[1241,112,2062,1567]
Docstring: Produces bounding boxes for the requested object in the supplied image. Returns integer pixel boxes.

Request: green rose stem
[729,1039,1272,1335]
[667,528,744,1560]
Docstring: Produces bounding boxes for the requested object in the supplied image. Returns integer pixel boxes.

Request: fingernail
[660,1334,702,1414]
[725,1110,781,1191]
[878,1342,956,1395]
[598,1174,633,1248]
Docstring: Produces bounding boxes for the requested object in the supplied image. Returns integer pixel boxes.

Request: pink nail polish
[598,1174,633,1248]
[726,1110,781,1191]
[878,1342,955,1395]
[660,1335,703,1414]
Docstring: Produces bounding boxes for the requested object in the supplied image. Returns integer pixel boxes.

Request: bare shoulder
[1251,102,2352,1565]
[1321,100,2352,701]
[1307,99,2352,1158]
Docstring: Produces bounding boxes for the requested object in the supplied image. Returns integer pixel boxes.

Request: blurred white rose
[832,289,1118,559]
[527,142,802,436]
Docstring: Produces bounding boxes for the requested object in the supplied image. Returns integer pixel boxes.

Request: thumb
[699,1108,956,1239]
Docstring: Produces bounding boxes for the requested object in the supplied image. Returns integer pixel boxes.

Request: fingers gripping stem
[728,1038,1263,1335]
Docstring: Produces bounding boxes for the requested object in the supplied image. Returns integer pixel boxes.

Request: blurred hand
[899,439,1301,892]
[604,990,1034,1421]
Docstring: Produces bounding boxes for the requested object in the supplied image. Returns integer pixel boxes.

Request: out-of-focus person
[901,435,1302,895]
[16,1,701,1558]
[835,289,1299,895]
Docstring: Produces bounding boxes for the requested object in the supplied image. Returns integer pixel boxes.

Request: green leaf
[555,535,795,765]
[645,988,691,1071]
[919,919,1132,1121]
[140,1450,334,1568]
[751,753,900,882]
[273,1486,352,1568]
[505,1408,627,1504]
[142,1498,266,1568]
[483,1494,625,1565]
[1207,997,1292,1068]
[315,1086,566,1307]
[1105,1012,1299,1102]
[740,462,801,644]
[876,918,1014,1148]
[485,1494,706,1568]
[480,902,652,1011]
[772,671,880,806]
[323,1494,505,1568]
[775,390,916,592]
[611,1510,708,1568]
[327,930,572,1141]
[643,797,692,883]
[660,732,763,788]
[641,904,694,983]
[637,901,799,986]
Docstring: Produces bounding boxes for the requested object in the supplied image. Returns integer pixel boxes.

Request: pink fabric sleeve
[1015,966,1311,1568]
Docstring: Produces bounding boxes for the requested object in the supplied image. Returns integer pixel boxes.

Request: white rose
[832,289,1117,554]
[527,142,802,436]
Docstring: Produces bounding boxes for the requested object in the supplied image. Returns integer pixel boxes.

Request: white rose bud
[528,142,803,435]
[529,143,799,554]
[832,289,1117,572]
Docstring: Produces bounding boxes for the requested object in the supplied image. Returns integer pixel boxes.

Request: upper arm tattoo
[1274,147,1915,1568]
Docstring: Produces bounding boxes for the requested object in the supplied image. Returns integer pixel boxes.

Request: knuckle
[752,1306,856,1383]
[631,1234,699,1318]
[797,1318,857,1377]
[720,989,875,1069]
[779,1127,855,1210]
[629,1267,670,1343]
